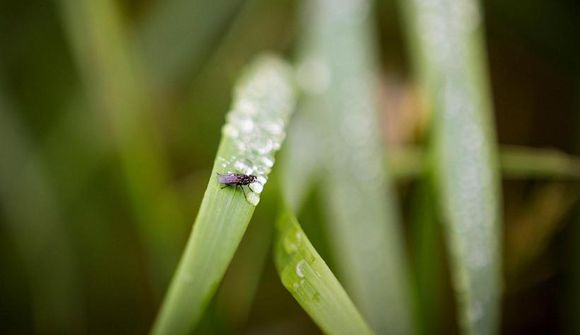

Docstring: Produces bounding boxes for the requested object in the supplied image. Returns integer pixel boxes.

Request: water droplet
[253,165,271,176]
[237,99,257,116]
[239,118,254,133]
[257,176,267,185]
[246,192,260,206]
[295,260,306,278]
[260,156,274,168]
[222,124,239,139]
[249,183,263,194]
[251,138,274,155]
[234,160,249,173]
[262,121,284,135]
[283,236,298,255]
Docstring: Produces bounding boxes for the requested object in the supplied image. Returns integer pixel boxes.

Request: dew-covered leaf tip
[217,55,295,206]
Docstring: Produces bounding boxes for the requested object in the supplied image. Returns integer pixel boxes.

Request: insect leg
[241,185,249,201]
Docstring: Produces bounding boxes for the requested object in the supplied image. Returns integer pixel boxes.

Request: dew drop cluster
[219,56,295,206]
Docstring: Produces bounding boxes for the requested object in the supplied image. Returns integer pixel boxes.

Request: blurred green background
[0,0,579,334]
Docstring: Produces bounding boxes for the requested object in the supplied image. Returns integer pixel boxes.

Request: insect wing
[218,173,240,185]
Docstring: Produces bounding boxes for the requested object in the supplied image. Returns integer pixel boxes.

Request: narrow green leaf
[42,0,246,216]
[399,0,502,333]
[152,55,296,335]
[216,188,277,329]
[500,146,580,179]
[274,208,374,335]
[410,181,446,335]
[56,0,187,286]
[280,108,324,212]
[297,0,415,333]
[135,0,246,90]
[388,146,580,180]
[0,84,84,333]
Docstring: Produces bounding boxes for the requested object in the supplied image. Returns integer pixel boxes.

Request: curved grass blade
[152,55,296,334]
[297,0,415,333]
[42,0,247,224]
[56,0,187,287]
[399,0,503,333]
[135,0,246,90]
[0,84,84,333]
[274,208,374,335]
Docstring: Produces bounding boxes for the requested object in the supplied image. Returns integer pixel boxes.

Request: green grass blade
[499,146,580,179]
[274,207,374,335]
[280,107,323,212]
[388,146,580,180]
[298,0,415,333]
[410,181,449,335]
[0,84,84,333]
[55,0,186,286]
[399,0,502,333]
[135,0,245,90]
[216,186,277,329]
[43,0,246,225]
[152,55,296,334]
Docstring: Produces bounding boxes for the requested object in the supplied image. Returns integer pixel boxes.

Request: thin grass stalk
[297,0,415,333]
[55,0,186,286]
[399,0,502,333]
[135,0,246,90]
[411,181,445,335]
[42,0,247,218]
[388,146,580,180]
[216,186,277,329]
[274,207,374,335]
[0,85,84,334]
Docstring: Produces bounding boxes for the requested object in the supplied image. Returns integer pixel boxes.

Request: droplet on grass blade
[296,260,306,278]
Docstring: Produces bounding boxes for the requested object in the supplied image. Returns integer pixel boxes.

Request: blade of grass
[297,0,415,333]
[411,181,446,335]
[215,184,277,330]
[280,107,323,212]
[55,0,186,287]
[0,83,84,333]
[399,0,503,333]
[500,146,580,179]
[152,55,296,334]
[506,184,579,277]
[135,0,246,90]
[274,207,374,335]
[388,145,580,180]
[42,0,248,221]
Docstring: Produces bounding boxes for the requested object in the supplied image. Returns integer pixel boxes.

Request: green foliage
[399,0,502,333]
[152,55,295,334]
[274,207,374,335]
[293,0,415,333]
[0,0,579,334]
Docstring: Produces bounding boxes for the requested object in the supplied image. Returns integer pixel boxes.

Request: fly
[217,173,258,201]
